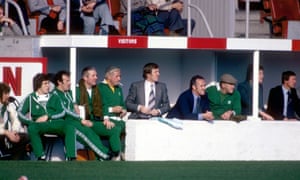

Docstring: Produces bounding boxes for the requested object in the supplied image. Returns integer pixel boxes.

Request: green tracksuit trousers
[27,119,75,159]
[66,119,110,159]
[91,120,122,153]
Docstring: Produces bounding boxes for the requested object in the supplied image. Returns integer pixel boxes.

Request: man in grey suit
[126,63,170,119]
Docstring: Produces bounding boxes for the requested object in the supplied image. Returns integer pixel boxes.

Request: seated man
[18,73,75,160]
[76,66,122,160]
[147,0,194,35]
[126,63,170,119]
[121,0,195,35]
[206,74,242,121]
[28,0,66,34]
[237,64,273,120]
[0,4,23,36]
[0,83,29,160]
[167,75,214,121]
[266,71,300,120]
[80,0,119,35]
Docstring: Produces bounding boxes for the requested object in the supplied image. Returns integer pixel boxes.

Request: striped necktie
[148,84,155,110]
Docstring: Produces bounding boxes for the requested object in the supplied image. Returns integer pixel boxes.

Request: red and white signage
[0,57,47,101]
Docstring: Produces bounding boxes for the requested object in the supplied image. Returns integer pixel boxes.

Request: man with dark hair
[18,73,76,160]
[126,62,170,119]
[0,82,29,160]
[238,64,273,120]
[49,70,111,160]
[267,71,300,120]
[76,66,122,160]
[167,75,214,120]
[206,74,242,120]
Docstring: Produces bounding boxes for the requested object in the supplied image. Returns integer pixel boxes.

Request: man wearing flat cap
[206,73,241,120]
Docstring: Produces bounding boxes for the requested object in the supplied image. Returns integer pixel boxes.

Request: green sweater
[98,82,126,118]
[206,84,241,120]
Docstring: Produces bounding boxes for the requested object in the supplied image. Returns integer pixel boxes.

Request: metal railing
[5,0,29,35]
[187,0,214,37]
[3,0,213,37]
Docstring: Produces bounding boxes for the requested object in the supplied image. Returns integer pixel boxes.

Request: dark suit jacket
[167,89,210,120]
[266,85,300,120]
[126,80,170,119]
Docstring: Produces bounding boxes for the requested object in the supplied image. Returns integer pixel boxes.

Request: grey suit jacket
[126,80,170,119]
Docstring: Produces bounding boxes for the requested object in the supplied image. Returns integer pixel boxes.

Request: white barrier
[125,120,300,161]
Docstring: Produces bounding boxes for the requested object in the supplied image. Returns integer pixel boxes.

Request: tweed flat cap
[220,74,237,84]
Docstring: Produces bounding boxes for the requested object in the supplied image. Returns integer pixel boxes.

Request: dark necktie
[286,91,294,118]
[148,84,155,110]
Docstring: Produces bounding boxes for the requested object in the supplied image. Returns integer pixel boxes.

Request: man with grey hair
[98,66,126,160]
[98,66,127,122]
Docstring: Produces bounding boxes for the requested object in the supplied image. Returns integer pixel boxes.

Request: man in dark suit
[267,71,300,120]
[126,63,170,119]
[167,75,214,120]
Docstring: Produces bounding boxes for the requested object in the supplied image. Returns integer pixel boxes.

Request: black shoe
[66,157,76,161]
[38,156,46,161]
[108,25,120,35]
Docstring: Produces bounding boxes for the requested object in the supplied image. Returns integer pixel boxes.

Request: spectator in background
[28,0,66,34]
[8,0,30,34]
[120,0,195,36]
[79,0,119,35]
[147,0,194,35]
[206,74,242,121]
[0,4,23,36]
[167,75,214,121]
[120,0,147,33]
[126,63,170,119]
[266,71,300,120]
[237,64,273,120]
[0,83,29,160]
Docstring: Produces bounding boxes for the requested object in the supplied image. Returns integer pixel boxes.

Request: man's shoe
[66,157,76,161]
[37,155,46,161]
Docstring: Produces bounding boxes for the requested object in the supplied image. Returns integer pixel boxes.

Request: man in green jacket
[98,66,126,160]
[76,66,122,159]
[18,73,75,160]
[206,74,241,120]
[48,70,111,160]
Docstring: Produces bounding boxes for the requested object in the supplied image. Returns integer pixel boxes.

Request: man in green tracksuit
[206,74,241,120]
[49,70,110,160]
[76,66,122,159]
[98,66,126,160]
[18,73,75,160]
[97,66,126,130]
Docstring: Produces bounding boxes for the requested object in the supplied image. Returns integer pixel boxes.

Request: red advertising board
[0,57,47,100]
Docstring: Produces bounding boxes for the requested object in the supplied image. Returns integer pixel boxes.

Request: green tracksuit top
[47,88,81,121]
[98,81,126,118]
[18,92,51,125]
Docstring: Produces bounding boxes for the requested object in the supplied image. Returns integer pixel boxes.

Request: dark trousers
[0,133,29,160]
[157,9,184,32]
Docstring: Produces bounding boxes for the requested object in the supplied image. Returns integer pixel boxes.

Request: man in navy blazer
[167,75,214,120]
[126,63,170,119]
[267,71,300,120]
